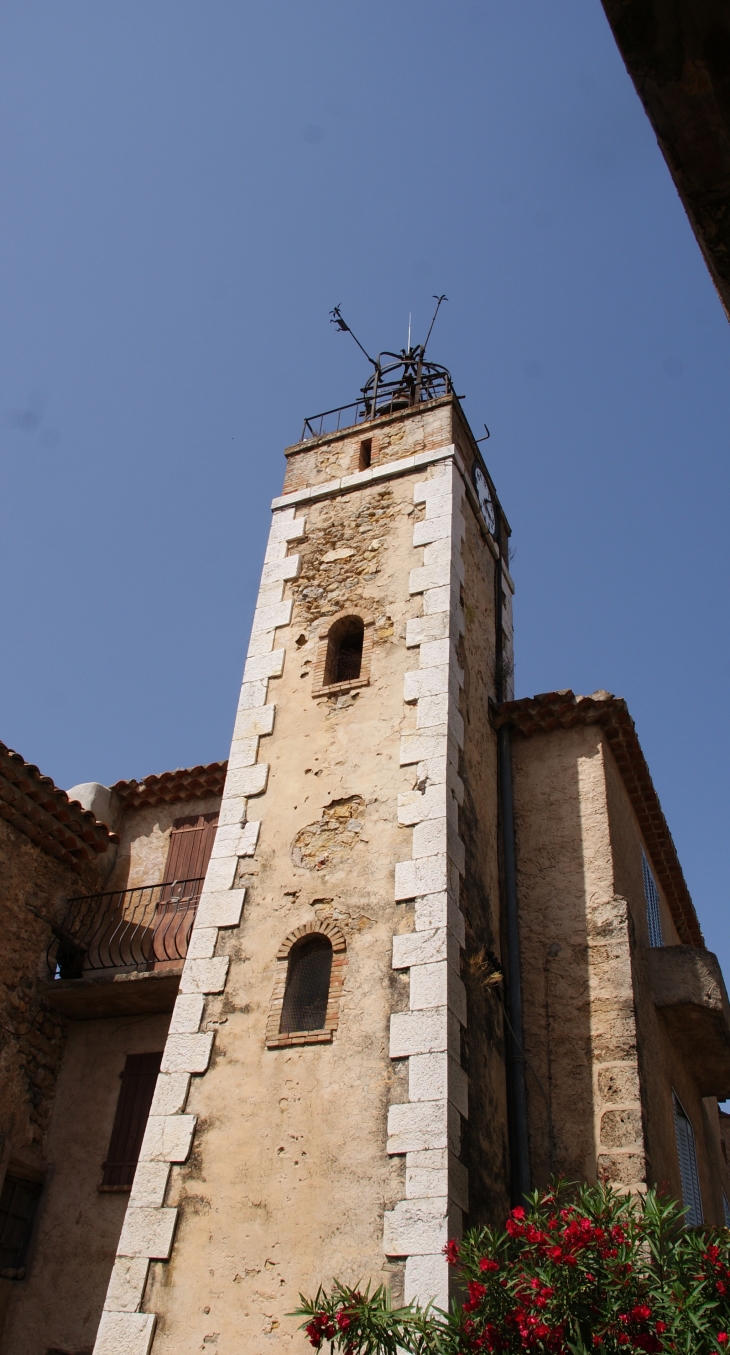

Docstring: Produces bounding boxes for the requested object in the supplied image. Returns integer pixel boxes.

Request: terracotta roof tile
[492,690,702,948]
[112,761,227,808]
[0,740,119,871]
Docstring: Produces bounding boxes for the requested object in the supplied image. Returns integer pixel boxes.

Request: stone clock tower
[94,351,515,1354]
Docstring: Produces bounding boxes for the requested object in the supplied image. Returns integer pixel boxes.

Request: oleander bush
[293,1182,730,1354]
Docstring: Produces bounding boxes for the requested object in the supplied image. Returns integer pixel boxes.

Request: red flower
[631,1305,652,1322]
[443,1239,460,1266]
[336,1310,351,1332]
[463,1280,487,1313]
[511,1206,526,1220]
[655,1322,667,1334]
[718,1336,728,1346]
[479,1258,500,1272]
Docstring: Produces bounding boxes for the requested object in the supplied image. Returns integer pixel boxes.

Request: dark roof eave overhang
[492,689,703,948]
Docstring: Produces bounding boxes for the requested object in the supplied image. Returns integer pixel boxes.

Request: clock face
[473,464,496,535]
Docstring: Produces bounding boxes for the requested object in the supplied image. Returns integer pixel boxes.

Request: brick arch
[276,920,347,960]
[312,611,374,697]
[266,922,348,1048]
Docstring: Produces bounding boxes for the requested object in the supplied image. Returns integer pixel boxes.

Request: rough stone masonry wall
[511,727,647,1194]
[94,436,464,1354]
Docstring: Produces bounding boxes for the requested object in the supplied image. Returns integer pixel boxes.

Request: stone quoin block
[392,927,453,970]
[230,704,276,741]
[236,680,268,711]
[405,612,450,647]
[398,785,447,826]
[403,665,451,702]
[149,1072,191,1117]
[267,507,306,543]
[237,819,261,856]
[194,888,246,929]
[250,599,293,635]
[209,823,249,858]
[413,892,466,945]
[103,1255,151,1313]
[94,1309,157,1355]
[394,854,449,900]
[404,1253,450,1310]
[399,732,449,767]
[260,554,301,585]
[242,647,287,684]
[383,1196,451,1256]
[160,1032,214,1075]
[408,1052,469,1118]
[117,1206,178,1260]
[409,561,452,595]
[180,956,229,994]
[387,1098,449,1154]
[409,961,467,1025]
[226,735,259,769]
[128,1162,171,1209]
[186,927,217,959]
[422,585,452,616]
[224,763,269,798]
[168,994,205,1034]
[256,581,285,609]
[203,855,237,892]
[418,638,453,668]
[412,514,462,548]
[389,1007,450,1059]
[139,1114,197,1163]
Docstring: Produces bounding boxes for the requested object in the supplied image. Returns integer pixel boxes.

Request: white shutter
[642,850,664,948]
[673,1093,703,1226]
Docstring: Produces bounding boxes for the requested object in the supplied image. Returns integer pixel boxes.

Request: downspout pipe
[498,721,531,1202]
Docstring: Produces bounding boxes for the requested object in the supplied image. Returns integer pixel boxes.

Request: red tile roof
[0,740,118,871]
[113,761,227,808]
[492,690,702,947]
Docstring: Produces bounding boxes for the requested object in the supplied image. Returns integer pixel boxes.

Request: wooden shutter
[101,1052,163,1189]
[163,811,219,884]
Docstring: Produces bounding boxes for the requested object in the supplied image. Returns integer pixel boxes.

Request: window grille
[724,1192,730,1228]
[673,1092,703,1225]
[101,1051,163,1189]
[642,850,664,948]
[0,1173,42,1274]
[331,623,364,684]
[279,935,333,1034]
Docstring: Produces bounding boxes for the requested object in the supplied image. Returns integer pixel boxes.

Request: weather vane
[328,296,452,419]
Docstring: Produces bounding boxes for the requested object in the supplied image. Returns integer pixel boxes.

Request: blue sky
[1,2,729,975]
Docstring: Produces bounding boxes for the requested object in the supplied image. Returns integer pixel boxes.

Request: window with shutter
[0,1173,42,1275]
[154,812,219,967]
[673,1092,703,1226]
[100,1051,163,1190]
[642,850,664,948]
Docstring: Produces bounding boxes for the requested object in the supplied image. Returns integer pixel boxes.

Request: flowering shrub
[293,1183,730,1354]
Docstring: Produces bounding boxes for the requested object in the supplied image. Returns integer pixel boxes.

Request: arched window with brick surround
[281,935,332,1032]
[312,613,374,697]
[266,922,347,1048]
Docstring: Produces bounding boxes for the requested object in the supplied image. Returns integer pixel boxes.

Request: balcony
[42,878,203,1019]
[647,946,730,1099]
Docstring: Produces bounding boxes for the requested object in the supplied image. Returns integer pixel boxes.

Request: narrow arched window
[279,934,333,1033]
[326,616,364,686]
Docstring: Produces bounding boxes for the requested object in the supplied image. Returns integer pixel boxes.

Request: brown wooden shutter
[163,812,219,884]
[101,1052,163,1189]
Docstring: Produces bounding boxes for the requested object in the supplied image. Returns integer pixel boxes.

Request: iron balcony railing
[48,877,205,978]
[301,368,454,442]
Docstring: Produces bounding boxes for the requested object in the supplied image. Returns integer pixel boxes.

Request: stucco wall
[2,1009,171,1354]
[108,795,223,894]
[142,470,425,1351]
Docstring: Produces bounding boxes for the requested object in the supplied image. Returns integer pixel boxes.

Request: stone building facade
[1,388,729,1355]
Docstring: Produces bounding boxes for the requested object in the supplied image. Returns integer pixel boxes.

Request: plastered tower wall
[93,398,509,1355]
